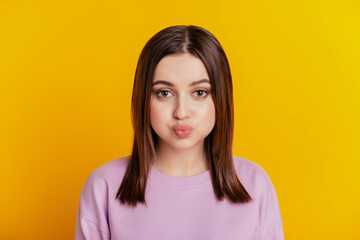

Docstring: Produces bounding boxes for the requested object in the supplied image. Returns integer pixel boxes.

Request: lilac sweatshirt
[75,156,284,240]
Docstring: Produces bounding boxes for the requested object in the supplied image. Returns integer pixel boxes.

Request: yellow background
[1,0,359,239]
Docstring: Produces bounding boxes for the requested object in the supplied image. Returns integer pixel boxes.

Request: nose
[173,94,191,120]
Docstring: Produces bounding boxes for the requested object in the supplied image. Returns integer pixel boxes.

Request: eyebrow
[152,79,211,87]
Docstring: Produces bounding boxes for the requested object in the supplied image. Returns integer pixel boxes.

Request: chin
[167,141,194,150]
[158,136,192,149]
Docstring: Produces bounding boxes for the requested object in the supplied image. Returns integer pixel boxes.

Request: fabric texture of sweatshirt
[75,156,284,240]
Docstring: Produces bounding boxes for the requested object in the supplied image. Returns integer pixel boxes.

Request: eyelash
[155,89,209,98]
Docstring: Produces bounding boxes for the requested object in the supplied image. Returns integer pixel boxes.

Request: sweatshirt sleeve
[257,167,284,240]
[75,169,111,240]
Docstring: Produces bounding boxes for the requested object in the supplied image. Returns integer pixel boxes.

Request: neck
[153,140,209,177]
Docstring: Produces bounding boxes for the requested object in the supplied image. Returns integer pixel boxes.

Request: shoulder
[232,155,276,196]
[88,155,130,179]
[232,155,271,182]
[232,156,283,234]
[76,157,131,236]
[81,155,131,193]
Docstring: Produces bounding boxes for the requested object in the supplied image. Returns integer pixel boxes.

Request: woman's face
[150,53,216,151]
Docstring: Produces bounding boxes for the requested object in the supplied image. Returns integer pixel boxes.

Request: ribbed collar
[149,165,212,189]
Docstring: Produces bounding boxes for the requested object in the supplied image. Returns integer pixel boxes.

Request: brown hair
[116,25,252,207]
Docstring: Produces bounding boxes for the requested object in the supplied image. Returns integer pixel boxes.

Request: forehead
[153,53,209,83]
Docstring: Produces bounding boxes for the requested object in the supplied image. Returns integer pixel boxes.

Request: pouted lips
[172,124,192,138]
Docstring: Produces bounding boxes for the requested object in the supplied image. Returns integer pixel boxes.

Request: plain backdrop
[0,0,359,239]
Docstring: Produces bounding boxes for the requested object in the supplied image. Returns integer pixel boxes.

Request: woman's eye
[194,89,208,97]
[156,90,172,98]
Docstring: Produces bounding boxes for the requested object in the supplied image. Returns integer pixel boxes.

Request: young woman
[75,25,284,240]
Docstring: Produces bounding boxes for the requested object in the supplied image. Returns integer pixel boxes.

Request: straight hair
[116,25,252,207]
